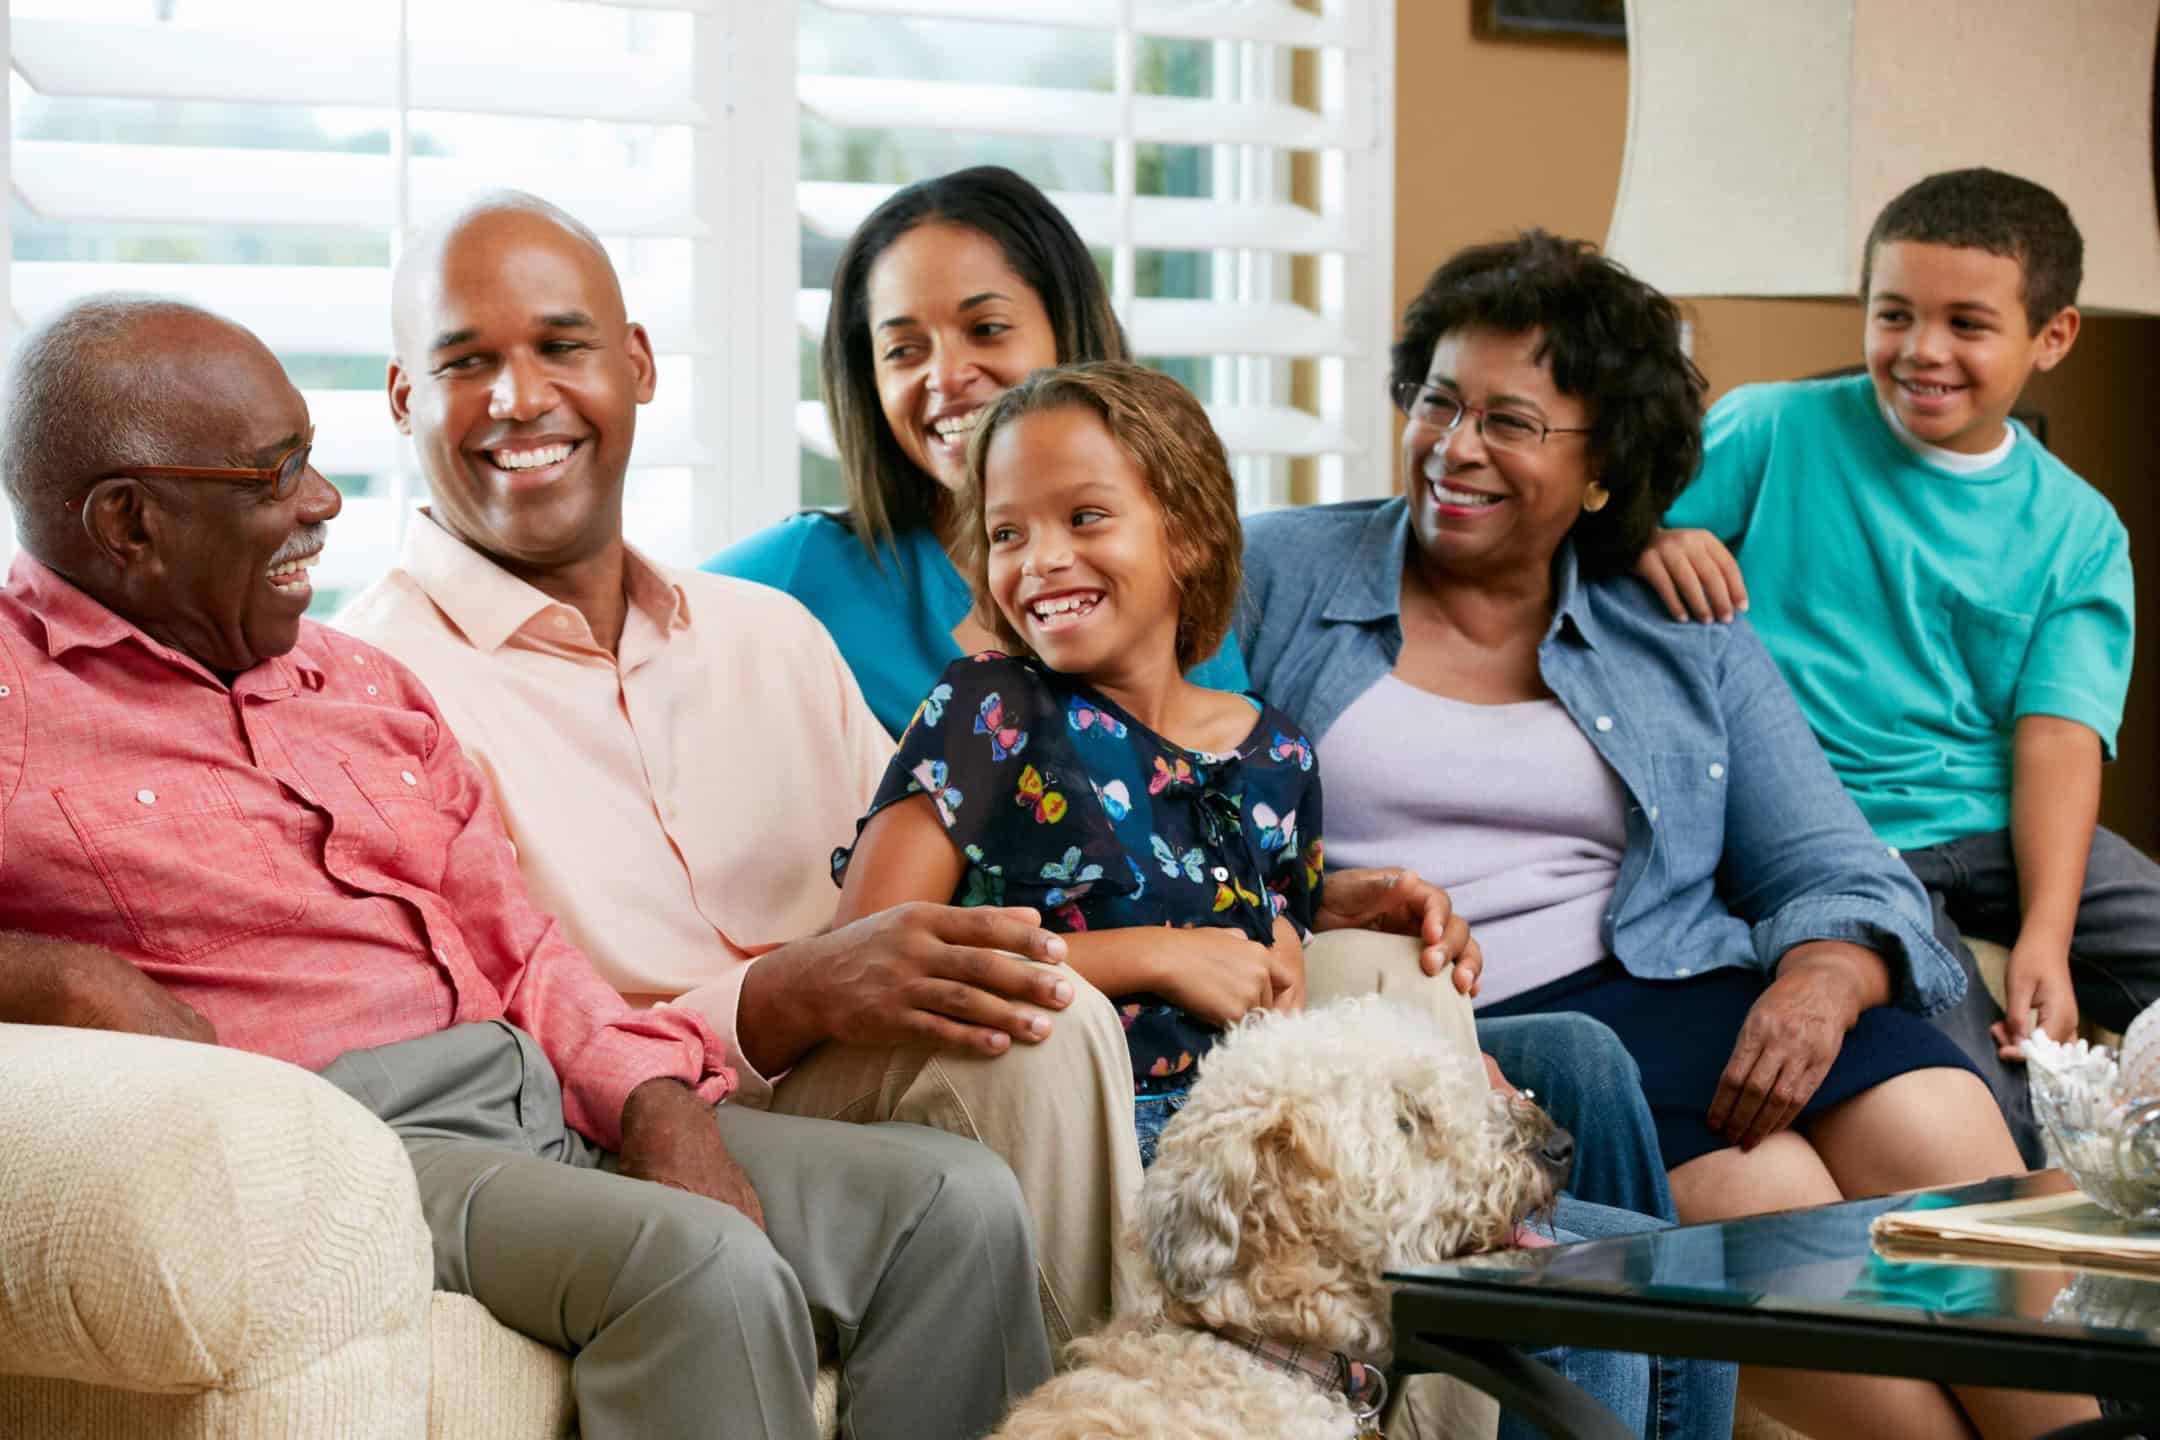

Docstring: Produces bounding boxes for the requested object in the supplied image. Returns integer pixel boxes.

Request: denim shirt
[1237,498,1964,1014]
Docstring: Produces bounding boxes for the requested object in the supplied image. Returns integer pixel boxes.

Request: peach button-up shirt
[339,512,893,1104]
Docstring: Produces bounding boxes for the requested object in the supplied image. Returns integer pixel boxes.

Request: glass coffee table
[1389,1172,2160,1439]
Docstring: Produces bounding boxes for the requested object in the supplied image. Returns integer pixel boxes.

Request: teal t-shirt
[1666,374,2133,851]
[704,512,1252,739]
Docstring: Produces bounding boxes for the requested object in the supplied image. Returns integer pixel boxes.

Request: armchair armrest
[0,1023,433,1399]
[1304,930,1481,1060]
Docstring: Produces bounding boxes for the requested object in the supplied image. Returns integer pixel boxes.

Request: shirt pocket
[54,767,305,960]
[338,758,446,888]
[1648,749,1730,893]
[1943,591,2036,724]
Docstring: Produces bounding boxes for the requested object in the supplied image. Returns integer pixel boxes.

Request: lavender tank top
[1320,674,1629,1006]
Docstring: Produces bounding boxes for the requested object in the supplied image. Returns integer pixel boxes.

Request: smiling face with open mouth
[93,314,344,675]
[1863,239,2074,456]
[391,206,656,572]
[982,405,1181,689]
[1403,326,1599,588]
[866,221,1059,495]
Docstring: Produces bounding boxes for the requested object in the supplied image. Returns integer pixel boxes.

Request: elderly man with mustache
[0,294,1051,1440]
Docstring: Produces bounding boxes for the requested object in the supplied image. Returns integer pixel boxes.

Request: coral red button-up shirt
[0,554,734,1149]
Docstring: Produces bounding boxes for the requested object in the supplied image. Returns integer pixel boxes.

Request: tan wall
[1395,0,2160,845]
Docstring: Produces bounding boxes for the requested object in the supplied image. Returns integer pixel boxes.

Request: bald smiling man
[341,192,1158,1346]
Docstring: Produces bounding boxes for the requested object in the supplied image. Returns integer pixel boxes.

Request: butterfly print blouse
[834,653,1324,1095]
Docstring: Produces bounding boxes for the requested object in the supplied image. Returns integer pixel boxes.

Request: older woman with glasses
[1236,232,2086,1438]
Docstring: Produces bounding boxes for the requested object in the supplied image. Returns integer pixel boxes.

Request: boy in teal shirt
[1639,169,2149,1163]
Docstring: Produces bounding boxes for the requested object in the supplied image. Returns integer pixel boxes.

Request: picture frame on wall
[1473,0,1626,44]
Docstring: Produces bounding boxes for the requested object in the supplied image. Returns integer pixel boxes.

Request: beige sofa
[0,1022,836,1439]
[0,943,2042,1438]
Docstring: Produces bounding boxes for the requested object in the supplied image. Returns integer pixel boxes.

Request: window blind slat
[1128,299,1357,358]
[15,262,388,355]
[15,142,703,237]
[1208,405,1357,457]
[798,74,1350,150]
[812,0,1351,46]
[801,181,1356,255]
[13,21,705,127]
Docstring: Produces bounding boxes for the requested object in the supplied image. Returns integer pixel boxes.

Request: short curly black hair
[1860,168,2083,332]
[1391,230,1707,580]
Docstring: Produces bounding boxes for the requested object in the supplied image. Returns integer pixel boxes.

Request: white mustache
[269,524,328,568]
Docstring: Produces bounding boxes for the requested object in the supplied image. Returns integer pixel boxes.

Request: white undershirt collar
[1881,401,2017,476]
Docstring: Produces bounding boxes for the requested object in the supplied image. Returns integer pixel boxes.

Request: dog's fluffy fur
[992,995,1565,1440]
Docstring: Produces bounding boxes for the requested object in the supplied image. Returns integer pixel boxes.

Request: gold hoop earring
[1582,483,1610,514]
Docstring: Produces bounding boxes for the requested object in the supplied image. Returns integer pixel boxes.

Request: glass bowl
[2024,1032,2160,1223]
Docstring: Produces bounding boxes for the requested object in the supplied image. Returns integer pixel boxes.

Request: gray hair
[2,294,212,553]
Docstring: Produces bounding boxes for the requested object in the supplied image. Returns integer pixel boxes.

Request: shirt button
[1888,846,1901,858]
[553,615,573,632]
[1648,806,1660,822]
[135,788,157,805]
[1708,763,1725,779]
[366,684,379,696]
[1675,967,1693,978]
[1594,715,1613,732]
[352,655,366,664]
[400,770,418,786]
[1210,866,1230,882]
[0,686,10,697]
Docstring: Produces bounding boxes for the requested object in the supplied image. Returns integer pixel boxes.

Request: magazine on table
[1871,1192,2160,1271]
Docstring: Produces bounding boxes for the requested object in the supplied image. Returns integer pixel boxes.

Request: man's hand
[1153,928,1290,1030]
[1636,527,1747,624]
[740,903,1072,1074]
[1992,944,2079,1059]
[617,1079,764,1229]
[1709,943,1886,1150]
[1313,866,1482,995]
[0,932,215,1045]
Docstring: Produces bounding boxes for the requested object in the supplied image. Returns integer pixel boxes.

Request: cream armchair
[0,1023,835,1439]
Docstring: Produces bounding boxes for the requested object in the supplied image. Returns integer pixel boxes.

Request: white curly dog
[991,994,1572,1440]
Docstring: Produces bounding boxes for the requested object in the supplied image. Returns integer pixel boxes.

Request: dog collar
[1205,1323,1388,1434]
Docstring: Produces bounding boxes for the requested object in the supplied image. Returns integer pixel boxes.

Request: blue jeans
[1479,1014,1734,1440]
[1513,1201,1739,1440]
[1480,1011,1674,1221]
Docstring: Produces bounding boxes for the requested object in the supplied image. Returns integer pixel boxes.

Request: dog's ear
[1144,1147,1250,1302]
[1141,1103,1279,1302]
[1145,1099,1341,1303]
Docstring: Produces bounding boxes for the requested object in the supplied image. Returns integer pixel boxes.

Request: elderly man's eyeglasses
[63,427,316,514]
[1392,382,1591,452]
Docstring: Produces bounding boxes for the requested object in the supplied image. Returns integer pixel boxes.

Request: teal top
[704,512,1252,739]
[1667,374,2134,850]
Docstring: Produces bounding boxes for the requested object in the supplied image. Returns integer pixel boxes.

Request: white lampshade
[1605,0,2160,315]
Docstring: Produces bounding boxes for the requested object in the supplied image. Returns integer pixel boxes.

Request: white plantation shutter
[2,0,800,600]
[795,0,1396,511]
[0,1,1392,588]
